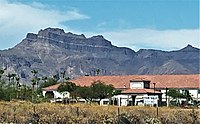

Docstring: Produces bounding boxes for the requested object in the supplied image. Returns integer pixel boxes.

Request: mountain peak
[90,35,105,40]
[0,27,199,83]
[65,32,86,39]
[20,28,113,49]
[26,33,38,40]
[41,27,65,35]
[185,44,194,49]
[37,28,86,40]
[179,44,199,52]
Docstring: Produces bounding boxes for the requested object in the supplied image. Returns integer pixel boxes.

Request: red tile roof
[43,74,200,91]
[121,88,162,94]
[42,83,61,91]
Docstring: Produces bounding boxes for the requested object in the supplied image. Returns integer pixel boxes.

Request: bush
[0,101,199,123]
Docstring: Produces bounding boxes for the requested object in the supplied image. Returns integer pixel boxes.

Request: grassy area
[0,101,199,124]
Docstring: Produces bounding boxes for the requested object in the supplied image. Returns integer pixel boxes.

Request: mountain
[0,28,199,83]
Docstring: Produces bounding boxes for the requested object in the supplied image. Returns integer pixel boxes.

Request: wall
[188,89,200,100]
[42,90,70,99]
[112,94,159,106]
[130,82,143,89]
[113,95,130,106]
[159,88,200,106]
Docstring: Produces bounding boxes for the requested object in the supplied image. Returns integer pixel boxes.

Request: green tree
[73,86,93,102]
[167,89,192,106]
[42,76,48,83]
[39,77,58,93]
[41,77,57,88]
[60,71,66,83]
[90,81,114,101]
[31,78,37,90]
[31,69,38,77]
[15,77,20,87]
[0,80,8,100]
[167,89,184,99]
[57,81,77,103]
[11,73,16,88]
[52,74,59,81]
[0,69,4,81]
[31,69,38,88]
[36,77,40,91]
[57,82,77,93]
[31,77,37,103]
[15,76,20,98]
[18,85,32,101]
[6,73,12,84]
[96,69,100,76]
[112,89,122,96]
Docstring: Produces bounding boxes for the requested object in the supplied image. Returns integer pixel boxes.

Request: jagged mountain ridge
[0,28,199,83]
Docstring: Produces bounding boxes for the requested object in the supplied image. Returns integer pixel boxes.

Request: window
[144,83,150,89]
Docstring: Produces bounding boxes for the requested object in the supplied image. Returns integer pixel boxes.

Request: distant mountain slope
[0,28,199,83]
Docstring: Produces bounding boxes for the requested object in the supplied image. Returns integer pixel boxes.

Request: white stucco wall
[188,89,200,100]
[113,95,131,106]
[130,82,143,89]
[112,94,159,106]
[42,91,46,97]
[53,91,70,98]
[160,89,167,102]
[160,89,200,102]
[42,90,70,99]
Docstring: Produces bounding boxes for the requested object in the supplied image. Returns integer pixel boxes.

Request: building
[42,74,200,106]
[42,84,70,102]
[111,79,162,106]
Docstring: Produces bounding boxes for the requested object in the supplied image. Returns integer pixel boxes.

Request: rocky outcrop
[0,28,199,83]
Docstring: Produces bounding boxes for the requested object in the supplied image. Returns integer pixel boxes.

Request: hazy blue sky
[0,0,199,51]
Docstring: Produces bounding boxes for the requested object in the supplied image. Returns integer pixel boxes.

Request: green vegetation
[90,81,114,101]
[0,68,115,104]
[167,88,193,106]
[0,67,196,108]
[0,68,52,102]
[57,80,115,103]
[57,82,77,93]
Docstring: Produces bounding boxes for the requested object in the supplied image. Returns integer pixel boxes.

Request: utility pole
[197,89,199,109]
[153,83,156,106]
[153,83,156,94]
[166,88,168,107]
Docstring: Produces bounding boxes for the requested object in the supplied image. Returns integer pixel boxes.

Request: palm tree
[31,78,37,90]
[31,69,38,103]
[31,69,38,77]
[15,76,20,99]
[60,71,66,83]
[31,78,37,103]
[15,77,20,88]
[6,73,12,85]
[52,75,57,80]
[31,69,38,90]
[42,76,48,83]
[0,69,4,81]
[65,77,70,81]
[36,77,40,91]
[6,73,16,100]
[96,69,100,76]
[11,73,16,87]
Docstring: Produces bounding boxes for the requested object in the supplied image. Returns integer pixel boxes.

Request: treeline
[57,80,121,103]
[0,68,58,102]
[0,69,120,103]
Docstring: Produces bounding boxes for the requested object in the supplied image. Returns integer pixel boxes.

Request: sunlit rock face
[0,28,199,84]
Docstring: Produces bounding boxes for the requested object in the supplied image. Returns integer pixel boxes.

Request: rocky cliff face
[0,28,199,83]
